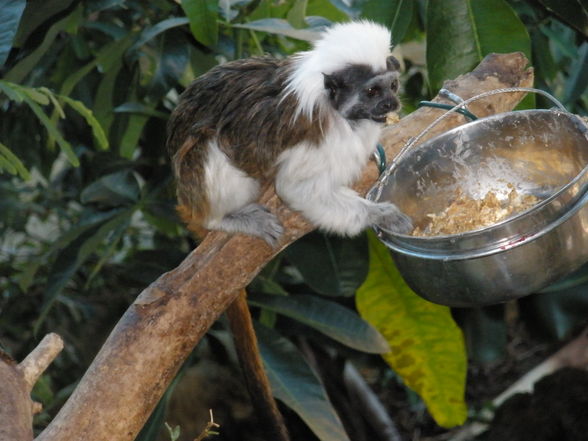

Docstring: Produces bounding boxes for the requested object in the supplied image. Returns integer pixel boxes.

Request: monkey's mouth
[371,111,400,124]
[371,114,389,123]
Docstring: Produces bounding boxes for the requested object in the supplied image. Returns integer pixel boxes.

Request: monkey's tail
[227,289,291,441]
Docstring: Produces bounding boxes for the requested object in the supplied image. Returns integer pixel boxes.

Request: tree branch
[0,333,64,441]
[30,52,532,441]
[18,333,64,392]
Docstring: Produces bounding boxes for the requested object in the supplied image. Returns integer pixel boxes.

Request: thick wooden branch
[33,52,533,441]
[0,333,63,441]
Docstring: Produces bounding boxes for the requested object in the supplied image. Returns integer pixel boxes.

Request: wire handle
[371,87,568,202]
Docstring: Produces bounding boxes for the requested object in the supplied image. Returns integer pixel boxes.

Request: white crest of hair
[284,20,392,121]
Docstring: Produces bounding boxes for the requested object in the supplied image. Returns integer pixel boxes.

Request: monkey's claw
[226,203,284,247]
[373,202,413,234]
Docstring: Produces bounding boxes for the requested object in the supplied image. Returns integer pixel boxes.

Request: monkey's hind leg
[207,203,284,246]
[204,141,283,246]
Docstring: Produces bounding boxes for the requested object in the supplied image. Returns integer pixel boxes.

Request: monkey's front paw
[371,203,413,234]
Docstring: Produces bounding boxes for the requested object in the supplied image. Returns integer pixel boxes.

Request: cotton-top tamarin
[167,20,412,246]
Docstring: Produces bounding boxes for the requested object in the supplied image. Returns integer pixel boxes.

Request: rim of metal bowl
[369,109,588,260]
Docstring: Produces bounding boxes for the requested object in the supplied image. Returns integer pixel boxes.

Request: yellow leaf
[356,232,468,428]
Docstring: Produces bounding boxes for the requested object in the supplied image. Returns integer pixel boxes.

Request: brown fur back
[166,56,329,233]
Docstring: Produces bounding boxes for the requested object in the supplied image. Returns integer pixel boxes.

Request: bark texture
[0,333,63,441]
[24,52,533,441]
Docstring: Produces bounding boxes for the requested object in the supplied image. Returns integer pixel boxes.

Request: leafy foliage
[357,233,467,428]
[1,0,587,440]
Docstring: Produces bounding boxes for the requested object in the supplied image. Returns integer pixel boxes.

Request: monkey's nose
[377,99,395,113]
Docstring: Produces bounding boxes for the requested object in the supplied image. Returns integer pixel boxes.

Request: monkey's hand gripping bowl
[368,108,588,307]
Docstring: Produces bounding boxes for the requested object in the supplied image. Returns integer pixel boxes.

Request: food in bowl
[411,187,539,237]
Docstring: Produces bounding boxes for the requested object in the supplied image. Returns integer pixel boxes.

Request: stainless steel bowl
[368,109,588,307]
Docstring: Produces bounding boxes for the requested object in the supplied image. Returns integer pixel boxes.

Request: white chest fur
[276,117,382,190]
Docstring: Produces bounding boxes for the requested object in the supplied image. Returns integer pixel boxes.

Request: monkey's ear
[386,55,400,72]
[323,73,342,98]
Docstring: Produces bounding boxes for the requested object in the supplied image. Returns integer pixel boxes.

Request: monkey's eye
[366,86,381,98]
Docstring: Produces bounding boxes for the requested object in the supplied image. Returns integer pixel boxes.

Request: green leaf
[181,0,219,47]
[19,86,50,106]
[114,102,169,119]
[0,79,25,102]
[81,170,140,206]
[0,141,30,180]
[4,5,82,83]
[563,42,588,106]
[287,0,308,29]
[35,210,132,333]
[0,0,27,67]
[0,152,17,175]
[39,87,66,118]
[454,306,507,364]
[361,0,413,45]
[233,18,320,41]
[22,96,79,166]
[120,113,150,159]
[249,293,389,353]
[426,0,531,93]
[307,0,348,22]
[60,95,109,150]
[256,324,350,441]
[531,27,558,82]
[284,232,368,297]
[13,0,76,47]
[93,34,135,137]
[526,272,588,341]
[356,232,467,428]
[535,0,588,38]
[130,17,190,53]
[148,29,190,100]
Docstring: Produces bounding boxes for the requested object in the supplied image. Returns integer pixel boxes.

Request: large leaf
[93,34,135,137]
[12,0,76,47]
[361,0,413,45]
[148,29,190,100]
[181,0,219,47]
[453,306,507,364]
[287,0,308,29]
[426,0,531,93]
[4,5,82,83]
[356,232,467,428]
[284,232,368,297]
[129,17,190,54]
[249,293,389,353]
[81,170,140,206]
[535,0,588,38]
[524,274,588,340]
[256,324,350,441]
[0,0,27,67]
[114,102,168,120]
[35,210,133,333]
[307,0,348,23]
[563,42,588,106]
[233,18,320,41]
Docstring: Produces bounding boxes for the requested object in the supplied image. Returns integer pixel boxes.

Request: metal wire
[371,87,568,201]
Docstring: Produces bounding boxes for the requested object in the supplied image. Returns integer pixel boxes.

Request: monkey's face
[323,56,400,124]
